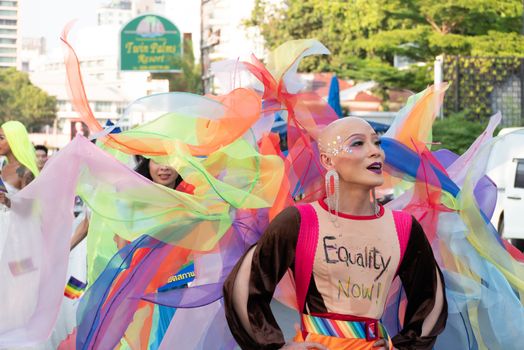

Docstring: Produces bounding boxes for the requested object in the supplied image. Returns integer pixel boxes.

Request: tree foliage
[0,68,57,131]
[249,0,524,90]
[432,111,495,155]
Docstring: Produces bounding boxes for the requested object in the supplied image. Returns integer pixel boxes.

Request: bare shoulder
[20,167,35,188]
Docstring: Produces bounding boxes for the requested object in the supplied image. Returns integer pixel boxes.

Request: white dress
[0,181,19,261]
[0,183,87,349]
[0,181,33,350]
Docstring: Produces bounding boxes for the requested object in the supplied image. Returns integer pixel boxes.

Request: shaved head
[319,117,375,154]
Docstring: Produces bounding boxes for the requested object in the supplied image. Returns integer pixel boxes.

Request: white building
[200,0,283,93]
[97,0,134,26]
[0,0,19,68]
[134,0,165,15]
[97,0,167,27]
[19,36,45,72]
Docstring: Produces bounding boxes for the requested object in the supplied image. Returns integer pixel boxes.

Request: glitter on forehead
[319,134,349,156]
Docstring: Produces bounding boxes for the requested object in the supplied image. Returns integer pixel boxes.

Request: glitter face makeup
[320,133,382,156]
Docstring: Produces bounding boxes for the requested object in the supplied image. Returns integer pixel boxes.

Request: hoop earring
[325,169,339,225]
[372,188,379,216]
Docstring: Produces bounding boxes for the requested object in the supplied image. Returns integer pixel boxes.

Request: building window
[0,57,16,63]
[0,19,16,25]
[0,1,17,6]
[0,47,15,54]
[94,101,112,112]
[0,10,17,16]
[57,100,69,112]
[0,38,16,44]
[0,28,15,34]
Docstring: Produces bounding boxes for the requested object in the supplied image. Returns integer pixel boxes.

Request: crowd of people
[0,37,523,350]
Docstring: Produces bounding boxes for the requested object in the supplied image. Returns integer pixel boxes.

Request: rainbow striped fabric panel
[302,314,389,341]
[64,276,87,299]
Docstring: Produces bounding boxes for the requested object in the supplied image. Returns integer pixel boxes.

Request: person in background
[0,121,39,208]
[34,145,49,171]
[68,156,195,348]
[0,121,40,295]
[70,157,190,249]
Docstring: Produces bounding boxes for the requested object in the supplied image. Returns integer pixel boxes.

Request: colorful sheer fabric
[211,39,338,217]
[63,21,280,286]
[68,39,338,350]
[381,108,524,349]
[60,25,287,284]
[0,131,277,347]
[82,134,284,283]
[0,137,106,347]
[1,121,39,177]
[70,37,524,350]
[0,68,284,346]
[74,209,266,349]
[1,28,523,350]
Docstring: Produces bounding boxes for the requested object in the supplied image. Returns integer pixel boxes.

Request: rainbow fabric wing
[60,23,288,285]
[2,26,317,348]
[71,37,524,350]
[380,93,524,349]
[1,24,523,350]
[70,39,337,350]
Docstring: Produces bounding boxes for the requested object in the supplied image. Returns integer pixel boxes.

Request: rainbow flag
[64,276,87,299]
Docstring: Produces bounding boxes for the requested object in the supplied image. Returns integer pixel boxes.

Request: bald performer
[223,118,446,350]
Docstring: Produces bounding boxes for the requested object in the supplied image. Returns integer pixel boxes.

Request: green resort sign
[120,14,181,72]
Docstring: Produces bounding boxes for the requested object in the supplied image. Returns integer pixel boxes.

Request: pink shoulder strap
[392,210,412,266]
[294,204,319,313]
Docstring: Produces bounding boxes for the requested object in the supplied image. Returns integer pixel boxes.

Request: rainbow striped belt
[301,314,389,341]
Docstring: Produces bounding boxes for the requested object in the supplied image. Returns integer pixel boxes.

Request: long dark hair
[134,156,182,189]
[134,156,153,181]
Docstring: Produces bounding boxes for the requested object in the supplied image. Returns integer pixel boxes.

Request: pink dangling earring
[325,169,339,225]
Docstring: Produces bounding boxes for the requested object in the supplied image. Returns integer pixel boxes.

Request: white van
[488,128,524,250]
